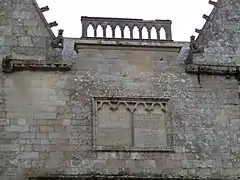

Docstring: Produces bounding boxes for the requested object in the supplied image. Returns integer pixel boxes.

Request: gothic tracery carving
[96,99,168,113]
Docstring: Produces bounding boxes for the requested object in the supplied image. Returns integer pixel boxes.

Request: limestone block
[133,105,167,148]
[4,125,29,132]
[0,26,12,36]
[18,36,32,47]
[39,125,54,133]
[19,152,38,159]
[24,19,39,26]
[36,133,49,139]
[12,11,31,20]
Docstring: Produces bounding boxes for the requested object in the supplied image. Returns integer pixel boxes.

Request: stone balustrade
[81,16,172,41]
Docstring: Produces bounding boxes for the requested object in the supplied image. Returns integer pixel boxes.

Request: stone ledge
[12,63,72,72]
[185,64,240,76]
[74,38,186,52]
[2,61,72,73]
[92,147,174,153]
[2,56,72,73]
[29,174,236,180]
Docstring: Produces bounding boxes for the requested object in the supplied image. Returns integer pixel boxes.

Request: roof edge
[32,0,56,38]
[195,0,220,45]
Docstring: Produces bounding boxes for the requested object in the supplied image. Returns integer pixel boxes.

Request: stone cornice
[2,57,72,73]
[74,39,185,52]
[185,64,240,76]
[12,63,71,72]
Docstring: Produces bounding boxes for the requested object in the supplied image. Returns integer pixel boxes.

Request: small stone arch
[87,24,94,37]
[151,27,157,40]
[160,27,166,40]
[96,25,103,37]
[115,25,121,38]
[106,25,112,38]
[124,26,130,38]
[133,26,139,39]
[142,26,148,39]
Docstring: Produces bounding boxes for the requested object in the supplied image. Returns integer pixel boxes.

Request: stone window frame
[92,96,174,152]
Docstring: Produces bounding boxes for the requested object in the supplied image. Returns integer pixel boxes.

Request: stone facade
[0,0,240,180]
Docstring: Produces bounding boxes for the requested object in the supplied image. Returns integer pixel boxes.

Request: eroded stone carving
[2,55,14,73]
[2,57,71,73]
[93,97,172,151]
[190,35,202,53]
[51,29,64,50]
[209,0,217,6]
[49,21,58,28]
[40,6,49,12]
[186,36,201,65]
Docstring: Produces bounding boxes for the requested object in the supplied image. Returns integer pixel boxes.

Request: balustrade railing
[81,16,172,41]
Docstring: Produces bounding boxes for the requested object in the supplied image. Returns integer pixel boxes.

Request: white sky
[36,0,214,41]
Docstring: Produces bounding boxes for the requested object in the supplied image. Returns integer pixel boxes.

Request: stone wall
[1,38,240,180]
[0,36,75,180]
[1,0,240,179]
[0,0,58,62]
[194,0,240,65]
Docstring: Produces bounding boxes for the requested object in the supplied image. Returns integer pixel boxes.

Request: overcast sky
[36,0,214,41]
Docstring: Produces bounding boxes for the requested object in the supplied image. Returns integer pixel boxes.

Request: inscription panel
[93,97,172,151]
[134,104,167,148]
[96,103,132,148]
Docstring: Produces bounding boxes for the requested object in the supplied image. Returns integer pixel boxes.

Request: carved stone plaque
[95,102,132,148]
[93,97,172,151]
[133,104,167,148]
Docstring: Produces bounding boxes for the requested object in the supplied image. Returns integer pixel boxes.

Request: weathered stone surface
[194,0,240,65]
[0,0,61,63]
[133,111,167,148]
[1,0,240,179]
